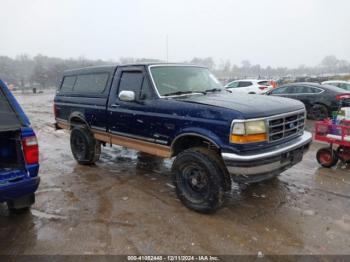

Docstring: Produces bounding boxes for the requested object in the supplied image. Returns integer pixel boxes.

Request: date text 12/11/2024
[127,255,220,261]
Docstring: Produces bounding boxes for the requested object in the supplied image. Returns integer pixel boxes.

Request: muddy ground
[0,91,350,255]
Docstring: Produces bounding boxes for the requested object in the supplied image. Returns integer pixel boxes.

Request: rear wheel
[316,147,338,168]
[310,104,329,120]
[70,126,101,165]
[172,147,227,213]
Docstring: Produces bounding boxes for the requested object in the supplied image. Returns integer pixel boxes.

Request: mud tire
[172,147,227,214]
[70,126,101,165]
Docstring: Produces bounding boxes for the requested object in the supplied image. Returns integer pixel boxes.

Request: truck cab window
[140,78,152,100]
[118,71,144,99]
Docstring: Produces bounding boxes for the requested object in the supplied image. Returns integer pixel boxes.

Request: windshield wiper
[163,88,222,97]
[163,91,196,97]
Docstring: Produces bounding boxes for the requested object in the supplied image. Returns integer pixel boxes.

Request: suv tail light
[22,136,39,165]
[259,86,268,90]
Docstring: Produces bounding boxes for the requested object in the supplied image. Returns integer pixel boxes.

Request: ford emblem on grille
[268,110,305,142]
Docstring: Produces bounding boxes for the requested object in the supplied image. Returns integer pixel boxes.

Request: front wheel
[70,126,101,165]
[316,147,338,168]
[172,147,226,213]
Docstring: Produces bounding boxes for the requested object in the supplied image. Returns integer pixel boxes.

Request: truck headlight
[230,120,267,143]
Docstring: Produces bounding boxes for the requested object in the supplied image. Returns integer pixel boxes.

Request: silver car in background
[322,80,350,91]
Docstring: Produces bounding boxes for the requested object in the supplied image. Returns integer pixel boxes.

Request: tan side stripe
[56,120,70,130]
[92,129,171,158]
[92,129,111,143]
[55,121,171,158]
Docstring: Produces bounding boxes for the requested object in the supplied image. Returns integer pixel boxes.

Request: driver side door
[107,67,154,140]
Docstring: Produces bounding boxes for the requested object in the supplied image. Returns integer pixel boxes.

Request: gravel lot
[1,91,350,255]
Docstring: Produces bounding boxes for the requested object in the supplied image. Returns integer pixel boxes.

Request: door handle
[111,104,120,108]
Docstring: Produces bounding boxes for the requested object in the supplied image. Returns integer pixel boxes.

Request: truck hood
[178,92,305,118]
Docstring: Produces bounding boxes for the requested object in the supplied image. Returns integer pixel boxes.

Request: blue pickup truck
[54,63,312,213]
[0,80,40,211]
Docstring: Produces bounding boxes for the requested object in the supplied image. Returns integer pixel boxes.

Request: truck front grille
[268,110,305,142]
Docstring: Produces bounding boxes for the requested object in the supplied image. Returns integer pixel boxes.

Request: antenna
[166,35,169,63]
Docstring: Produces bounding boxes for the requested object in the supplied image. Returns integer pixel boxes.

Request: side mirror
[119,90,136,102]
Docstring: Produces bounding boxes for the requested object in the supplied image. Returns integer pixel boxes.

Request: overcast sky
[0,0,349,67]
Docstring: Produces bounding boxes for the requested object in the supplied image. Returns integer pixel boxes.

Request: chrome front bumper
[221,132,312,182]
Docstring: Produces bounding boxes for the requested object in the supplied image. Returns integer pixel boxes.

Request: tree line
[0,54,349,89]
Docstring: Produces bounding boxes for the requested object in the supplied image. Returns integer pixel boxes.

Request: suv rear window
[60,73,109,94]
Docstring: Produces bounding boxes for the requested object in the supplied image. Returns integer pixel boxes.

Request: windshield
[149,66,223,96]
